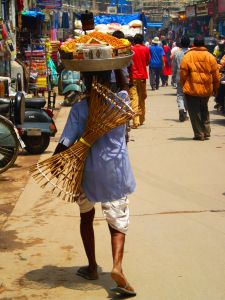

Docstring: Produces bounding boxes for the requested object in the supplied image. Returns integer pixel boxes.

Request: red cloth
[162,45,172,76]
[17,0,24,11]
[131,44,150,79]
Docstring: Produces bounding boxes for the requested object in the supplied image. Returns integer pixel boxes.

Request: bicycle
[0,115,19,174]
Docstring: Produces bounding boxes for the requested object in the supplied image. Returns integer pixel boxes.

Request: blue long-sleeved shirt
[59,91,136,202]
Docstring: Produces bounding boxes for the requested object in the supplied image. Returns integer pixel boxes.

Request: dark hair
[175,39,181,48]
[82,71,112,92]
[161,40,167,46]
[133,34,144,45]
[112,30,125,39]
[180,36,190,48]
[193,35,205,47]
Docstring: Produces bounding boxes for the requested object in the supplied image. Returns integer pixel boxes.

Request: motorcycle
[17,97,57,154]
[0,93,25,174]
[17,73,57,154]
[0,74,57,154]
[59,69,86,106]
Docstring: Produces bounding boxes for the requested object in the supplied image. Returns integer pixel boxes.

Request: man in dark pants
[149,37,165,90]
[185,95,211,139]
[180,36,220,140]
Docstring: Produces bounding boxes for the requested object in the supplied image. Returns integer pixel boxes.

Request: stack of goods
[50,41,60,65]
[60,31,131,60]
[30,80,137,202]
[25,49,48,92]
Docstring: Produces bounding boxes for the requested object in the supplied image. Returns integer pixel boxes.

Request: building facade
[133,0,189,22]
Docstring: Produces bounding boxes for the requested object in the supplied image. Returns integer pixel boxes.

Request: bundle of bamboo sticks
[30,80,137,202]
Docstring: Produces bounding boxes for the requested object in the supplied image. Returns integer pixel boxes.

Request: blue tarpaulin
[94,13,147,27]
[74,12,148,28]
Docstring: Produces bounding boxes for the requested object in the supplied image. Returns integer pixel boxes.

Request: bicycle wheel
[0,115,19,174]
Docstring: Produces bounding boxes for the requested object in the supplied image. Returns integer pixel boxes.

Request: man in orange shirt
[130,34,150,127]
[180,35,220,140]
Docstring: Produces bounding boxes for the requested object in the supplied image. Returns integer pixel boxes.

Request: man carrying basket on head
[53,68,137,296]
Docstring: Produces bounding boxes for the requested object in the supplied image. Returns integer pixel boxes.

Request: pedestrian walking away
[161,39,172,86]
[172,35,190,122]
[180,35,220,140]
[53,69,137,296]
[130,33,150,127]
[171,40,181,87]
[149,37,165,90]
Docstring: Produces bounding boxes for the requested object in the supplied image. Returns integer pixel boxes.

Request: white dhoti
[77,194,129,234]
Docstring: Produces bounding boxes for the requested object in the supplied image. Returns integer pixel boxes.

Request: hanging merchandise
[47,58,58,87]
[22,10,45,35]
[49,11,60,41]
[16,0,24,12]
[24,40,48,94]
[61,11,70,29]
[1,23,8,40]
[0,18,16,76]
[45,39,58,88]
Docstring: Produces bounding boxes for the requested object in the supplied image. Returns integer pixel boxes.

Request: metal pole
[142,10,145,39]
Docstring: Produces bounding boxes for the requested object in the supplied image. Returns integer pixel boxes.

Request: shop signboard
[207,2,214,16]
[36,0,62,9]
[186,5,195,18]
[196,3,208,16]
[218,0,225,13]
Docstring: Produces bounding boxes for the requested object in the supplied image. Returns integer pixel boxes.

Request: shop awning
[147,22,162,28]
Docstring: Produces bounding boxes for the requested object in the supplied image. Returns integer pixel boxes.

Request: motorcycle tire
[0,116,19,174]
[22,133,50,155]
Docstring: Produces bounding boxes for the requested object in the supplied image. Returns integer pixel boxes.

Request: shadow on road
[22,265,133,299]
[0,229,43,252]
[164,93,177,96]
[168,137,192,141]
[164,118,181,123]
[210,118,225,126]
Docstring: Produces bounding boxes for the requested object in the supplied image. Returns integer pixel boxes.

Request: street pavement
[0,85,225,300]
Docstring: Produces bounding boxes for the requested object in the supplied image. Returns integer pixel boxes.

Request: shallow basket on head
[30,80,137,202]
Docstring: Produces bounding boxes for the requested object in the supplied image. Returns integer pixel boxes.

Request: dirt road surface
[0,85,225,300]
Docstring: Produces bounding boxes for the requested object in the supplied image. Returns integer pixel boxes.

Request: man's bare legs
[79,209,135,292]
[79,208,98,278]
[109,225,135,292]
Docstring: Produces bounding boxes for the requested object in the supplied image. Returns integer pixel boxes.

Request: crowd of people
[123,32,222,143]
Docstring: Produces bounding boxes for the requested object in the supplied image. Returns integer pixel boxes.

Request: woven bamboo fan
[30,80,138,202]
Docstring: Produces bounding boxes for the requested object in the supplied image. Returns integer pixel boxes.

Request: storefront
[185,5,196,37]
[195,3,211,36]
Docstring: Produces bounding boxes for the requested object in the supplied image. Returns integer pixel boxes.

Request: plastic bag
[47,58,58,86]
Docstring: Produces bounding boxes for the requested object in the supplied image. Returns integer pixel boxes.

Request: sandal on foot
[110,285,137,296]
[76,266,98,280]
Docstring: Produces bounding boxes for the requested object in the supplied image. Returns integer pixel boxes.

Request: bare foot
[111,268,135,292]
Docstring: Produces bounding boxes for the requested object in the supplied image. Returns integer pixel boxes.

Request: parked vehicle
[16,73,57,154]
[0,93,25,174]
[0,74,57,155]
[18,97,57,154]
[60,69,86,106]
